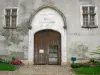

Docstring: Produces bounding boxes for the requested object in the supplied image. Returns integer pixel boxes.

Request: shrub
[0,58,3,63]
[71,62,91,68]
[71,59,100,68]
[83,63,90,67]
[12,57,16,61]
[89,59,95,63]
[94,61,100,67]
[83,61,89,64]
[0,57,24,66]
[71,63,83,68]
[88,59,100,67]
[12,59,23,65]
[0,58,11,64]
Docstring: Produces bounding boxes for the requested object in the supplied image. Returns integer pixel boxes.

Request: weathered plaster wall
[0,0,100,60]
[67,0,100,59]
[0,0,19,55]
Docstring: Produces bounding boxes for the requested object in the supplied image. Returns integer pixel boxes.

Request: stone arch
[29,5,67,29]
[28,5,67,65]
[34,28,62,36]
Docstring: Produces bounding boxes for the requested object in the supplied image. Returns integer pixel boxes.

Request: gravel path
[0,65,75,75]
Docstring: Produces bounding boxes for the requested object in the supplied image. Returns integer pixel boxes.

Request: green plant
[90,46,100,55]
[0,58,8,64]
[12,57,16,61]
[71,63,83,68]
[89,59,95,62]
[83,64,90,68]
[88,59,100,67]
[89,59,97,64]
[0,58,3,63]
[94,61,100,67]
[0,57,14,64]
[71,62,92,68]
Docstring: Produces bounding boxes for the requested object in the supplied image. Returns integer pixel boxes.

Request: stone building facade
[0,0,100,65]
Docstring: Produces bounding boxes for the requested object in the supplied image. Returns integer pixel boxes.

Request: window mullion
[88,15,90,26]
[88,7,90,26]
[10,9,12,27]
[10,15,11,28]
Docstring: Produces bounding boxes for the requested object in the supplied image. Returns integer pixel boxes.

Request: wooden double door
[34,30,61,65]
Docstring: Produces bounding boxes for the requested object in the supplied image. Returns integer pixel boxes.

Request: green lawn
[0,63,16,71]
[73,67,100,74]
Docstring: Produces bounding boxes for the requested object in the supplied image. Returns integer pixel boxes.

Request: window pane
[12,16,17,27]
[12,9,17,15]
[89,6,95,14]
[5,9,10,15]
[82,7,88,13]
[83,15,88,25]
[5,16,10,27]
[90,15,95,25]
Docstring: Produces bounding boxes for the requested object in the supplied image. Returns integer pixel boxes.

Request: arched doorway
[28,5,67,65]
[34,29,61,65]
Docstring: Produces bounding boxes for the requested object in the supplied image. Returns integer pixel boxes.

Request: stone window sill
[3,27,18,29]
[82,25,98,28]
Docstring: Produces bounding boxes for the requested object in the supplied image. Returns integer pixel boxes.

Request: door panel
[34,30,61,65]
[48,45,58,65]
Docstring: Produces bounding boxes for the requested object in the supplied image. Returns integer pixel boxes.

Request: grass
[0,63,16,71]
[73,67,100,74]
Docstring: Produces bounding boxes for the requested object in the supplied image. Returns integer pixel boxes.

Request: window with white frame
[82,6,98,28]
[4,8,17,29]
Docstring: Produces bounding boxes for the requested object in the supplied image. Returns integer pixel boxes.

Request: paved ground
[0,65,75,75]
